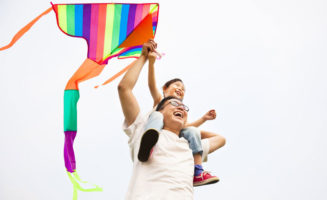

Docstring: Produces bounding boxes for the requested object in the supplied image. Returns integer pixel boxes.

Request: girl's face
[163,81,185,100]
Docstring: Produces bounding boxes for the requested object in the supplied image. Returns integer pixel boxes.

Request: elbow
[118,82,128,93]
[219,136,226,147]
[118,80,134,96]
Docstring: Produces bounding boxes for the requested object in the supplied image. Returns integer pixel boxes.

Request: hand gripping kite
[0,2,159,199]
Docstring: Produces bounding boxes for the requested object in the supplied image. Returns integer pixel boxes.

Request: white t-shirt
[123,112,194,200]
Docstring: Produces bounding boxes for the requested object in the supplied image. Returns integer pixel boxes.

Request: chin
[175,94,182,99]
[172,117,185,128]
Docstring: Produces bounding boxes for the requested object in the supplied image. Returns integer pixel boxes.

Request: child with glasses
[138,45,226,187]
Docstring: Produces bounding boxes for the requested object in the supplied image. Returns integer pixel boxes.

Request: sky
[1,0,327,199]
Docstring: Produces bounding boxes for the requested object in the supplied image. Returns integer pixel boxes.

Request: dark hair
[163,78,183,89]
[156,96,182,111]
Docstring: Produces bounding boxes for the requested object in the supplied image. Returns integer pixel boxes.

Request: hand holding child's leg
[181,127,219,186]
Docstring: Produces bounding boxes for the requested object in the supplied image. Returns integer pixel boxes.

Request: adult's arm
[201,130,226,153]
[118,41,157,126]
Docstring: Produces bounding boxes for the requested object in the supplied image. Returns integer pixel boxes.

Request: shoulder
[123,112,147,138]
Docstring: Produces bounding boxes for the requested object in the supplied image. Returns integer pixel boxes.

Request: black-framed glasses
[165,100,189,112]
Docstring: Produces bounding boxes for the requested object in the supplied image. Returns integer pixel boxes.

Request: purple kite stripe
[64,131,77,173]
[126,4,137,36]
[83,4,91,48]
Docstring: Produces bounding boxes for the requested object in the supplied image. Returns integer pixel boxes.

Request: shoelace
[195,171,211,178]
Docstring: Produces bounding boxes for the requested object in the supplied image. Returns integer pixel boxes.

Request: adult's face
[160,99,188,132]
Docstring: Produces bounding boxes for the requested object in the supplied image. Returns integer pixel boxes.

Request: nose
[177,107,187,117]
[177,106,185,111]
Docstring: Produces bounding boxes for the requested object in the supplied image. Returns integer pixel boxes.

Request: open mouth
[173,111,183,119]
[175,90,181,97]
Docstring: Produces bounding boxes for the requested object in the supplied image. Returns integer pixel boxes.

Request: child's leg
[181,127,203,172]
[181,127,203,160]
[138,111,163,162]
[144,111,164,131]
[181,127,219,186]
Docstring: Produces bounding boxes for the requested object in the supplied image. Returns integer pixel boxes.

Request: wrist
[140,54,147,58]
[139,55,147,62]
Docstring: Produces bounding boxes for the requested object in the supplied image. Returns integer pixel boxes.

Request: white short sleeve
[201,138,210,162]
[123,112,144,139]
[123,112,147,161]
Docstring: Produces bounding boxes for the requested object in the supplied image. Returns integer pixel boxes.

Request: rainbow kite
[0,2,159,199]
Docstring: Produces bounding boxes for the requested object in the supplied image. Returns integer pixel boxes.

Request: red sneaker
[193,171,219,187]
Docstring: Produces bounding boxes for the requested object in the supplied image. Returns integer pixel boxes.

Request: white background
[1,0,327,199]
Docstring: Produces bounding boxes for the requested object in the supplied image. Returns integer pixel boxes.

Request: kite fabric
[0,2,159,200]
[53,3,159,64]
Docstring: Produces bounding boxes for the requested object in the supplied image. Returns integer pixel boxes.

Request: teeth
[173,111,183,118]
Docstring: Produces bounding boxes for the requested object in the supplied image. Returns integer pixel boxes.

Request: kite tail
[64,131,77,172]
[64,59,105,198]
[0,7,52,51]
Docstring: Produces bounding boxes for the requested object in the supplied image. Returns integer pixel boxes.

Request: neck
[163,126,181,136]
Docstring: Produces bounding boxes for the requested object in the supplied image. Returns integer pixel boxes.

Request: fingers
[209,109,216,119]
[149,39,157,49]
[145,39,157,52]
[148,51,156,56]
[143,40,160,59]
[147,39,157,49]
[209,109,216,115]
[148,51,157,60]
[141,44,151,56]
[148,40,160,58]
[153,50,162,59]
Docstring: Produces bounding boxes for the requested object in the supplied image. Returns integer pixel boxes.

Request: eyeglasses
[163,100,189,112]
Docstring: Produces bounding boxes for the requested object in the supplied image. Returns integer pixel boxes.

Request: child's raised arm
[148,52,163,107]
[186,109,217,127]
